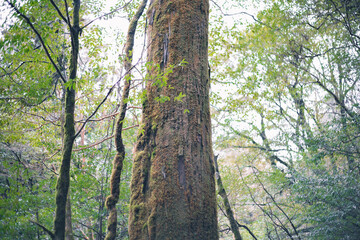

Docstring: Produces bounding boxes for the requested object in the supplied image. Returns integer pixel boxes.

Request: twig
[76,111,120,123]
[251,167,300,239]
[73,125,139,151]
[63,0,71,27]
[81,0,133,30]
[210,0,275,29]
[214,155,243,240]
[49,0,70,27]
[237,165,294,240]
[74,37,147,139]
[236,222,258,240]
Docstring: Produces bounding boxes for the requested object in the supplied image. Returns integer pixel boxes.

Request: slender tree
[214,156,242,240]
[104,0,147,239]
[4,0,80,239]
[53,0,80,239]
[129,0,218,239]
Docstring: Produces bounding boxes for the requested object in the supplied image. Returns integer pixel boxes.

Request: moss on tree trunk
[129,0,218,239]
[104,1,147,240]
[54,1,80,239]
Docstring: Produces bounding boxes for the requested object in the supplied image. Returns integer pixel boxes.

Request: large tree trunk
[129,0,218,239]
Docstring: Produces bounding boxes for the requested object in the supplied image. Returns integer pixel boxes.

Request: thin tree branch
[210,0,276,29]
[20,110,60,126]
[0,83,57,107]
[238,166,295,240]
[251,167,301,239]
[41,149,60,175]
[302,66,358,121]
[233,145,286,152]
[225,123,290,169]
[81,0,133,30]
[74,41,146,140]
[75,220,100,235]
[76,111,120,123]
[0,61,36,78]
[5,0,67,84]
[64,0,71,27]
[49,0,70,27]
[30,220,55,239]
[73,125,139,152]
[75,106,141,124]
[236,222,258,240]
[214,155,243,240]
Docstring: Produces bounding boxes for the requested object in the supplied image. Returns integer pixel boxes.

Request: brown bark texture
[214,156,242,240]
[129,0,218,239]
[104,1,147,240]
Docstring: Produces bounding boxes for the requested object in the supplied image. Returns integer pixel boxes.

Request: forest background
[0,0,359,239]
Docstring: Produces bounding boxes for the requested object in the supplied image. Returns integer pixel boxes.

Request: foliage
[210,0,360,239]
[0,0,143,239]
[0,0,359,239]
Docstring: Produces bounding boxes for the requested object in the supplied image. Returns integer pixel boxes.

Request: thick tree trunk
[129,0,218,239]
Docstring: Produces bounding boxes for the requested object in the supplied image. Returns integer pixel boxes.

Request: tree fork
[104,1,148,239]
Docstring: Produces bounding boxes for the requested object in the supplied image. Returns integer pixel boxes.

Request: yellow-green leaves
[174,92,186,102]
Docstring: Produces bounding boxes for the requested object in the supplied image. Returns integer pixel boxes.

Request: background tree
[1,0,142,239]
[104,0,147,239]
[210,0,359,239]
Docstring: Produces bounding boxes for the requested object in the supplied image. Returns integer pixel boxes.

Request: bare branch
[214,155,243,240]
[76,111,120,123]
[236,222,258,240]
[74,36,148,140]
[301,65,358,121]
[238,166,295,240]
[251,167,301,239]
[73,125,139,152]
[49,0,70,27]
[81,0,133,30]
[64,0,71,27]
[0,61,38,78]
[210,0,276,29]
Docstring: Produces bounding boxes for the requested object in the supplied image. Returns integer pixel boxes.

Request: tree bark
[54,1,80,239]
[214,156,242,240]
[65,190,74,240]
[104,1,147,240]
[129,0,218,239]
